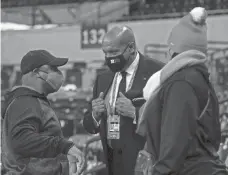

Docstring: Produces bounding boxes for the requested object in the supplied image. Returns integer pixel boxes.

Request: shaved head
[102,26,137,72]
[102,26,135,55]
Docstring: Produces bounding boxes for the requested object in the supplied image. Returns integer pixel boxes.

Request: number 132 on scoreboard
[81,24,107,49]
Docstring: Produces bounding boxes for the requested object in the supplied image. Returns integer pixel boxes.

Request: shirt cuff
[92,112,100,128]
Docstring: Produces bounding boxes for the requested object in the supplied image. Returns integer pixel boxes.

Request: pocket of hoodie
[197,107,220,144]
[27,157,62,175]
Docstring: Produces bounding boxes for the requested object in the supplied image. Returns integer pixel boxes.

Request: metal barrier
[69,135,106,175]
[81,135,106,175]
[144,41,228,63]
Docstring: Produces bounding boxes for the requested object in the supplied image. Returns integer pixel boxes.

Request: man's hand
[92,92,106,121]
[67,145,86,175]
[116,92,136,119]
[68,155,77,174]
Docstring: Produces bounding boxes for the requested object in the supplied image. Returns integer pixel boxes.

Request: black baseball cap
[20,50,69,75]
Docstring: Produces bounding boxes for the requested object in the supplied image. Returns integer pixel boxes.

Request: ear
[168,47,174,56]
[167,47,175,59]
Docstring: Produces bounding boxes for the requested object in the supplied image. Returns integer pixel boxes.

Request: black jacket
[83,54,164,175]
[1,86,74,175]
[145,65,227,175]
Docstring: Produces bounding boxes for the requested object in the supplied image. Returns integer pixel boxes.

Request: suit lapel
[99,71,115,98]
[129,54,149,94]
[98,71,115,140]
[122,55,150,127]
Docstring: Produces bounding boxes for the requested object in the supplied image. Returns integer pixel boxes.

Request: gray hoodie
[1,86,74,175]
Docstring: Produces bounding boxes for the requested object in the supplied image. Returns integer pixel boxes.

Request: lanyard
[109,63,139,115]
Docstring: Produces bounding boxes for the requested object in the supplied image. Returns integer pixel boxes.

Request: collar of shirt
[108,52,140,103]
[125,52,140,75]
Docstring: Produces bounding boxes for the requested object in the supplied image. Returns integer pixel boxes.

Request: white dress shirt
[113,52,140,93]
[93,52,140,126]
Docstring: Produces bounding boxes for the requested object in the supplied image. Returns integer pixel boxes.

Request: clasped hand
[92,92,135,119]
[92,92,106,120]
[115,92,136,119]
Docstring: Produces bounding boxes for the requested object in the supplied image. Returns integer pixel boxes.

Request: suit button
[118,149,122,154]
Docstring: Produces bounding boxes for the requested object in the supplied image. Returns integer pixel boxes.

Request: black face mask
[105,54,127,72]
[104,42,135,72]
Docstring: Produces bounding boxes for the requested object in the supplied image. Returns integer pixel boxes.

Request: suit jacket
[83,53,164,174]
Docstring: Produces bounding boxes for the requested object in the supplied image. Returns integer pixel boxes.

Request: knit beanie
[167,7,208,54]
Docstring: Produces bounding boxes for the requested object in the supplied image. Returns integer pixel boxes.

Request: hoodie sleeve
[152,81,198,175]
[7,97,74,158]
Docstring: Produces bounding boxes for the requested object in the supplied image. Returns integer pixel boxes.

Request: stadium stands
[1,0,91,8]
[1,0,129,25]
[129,0,228,16]
[2,0,228,25]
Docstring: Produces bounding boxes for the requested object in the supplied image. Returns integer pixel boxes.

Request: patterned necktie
[118,71,127,95]
[114,71,127,114]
